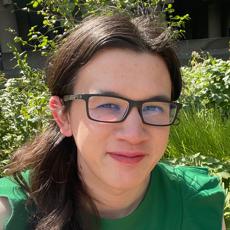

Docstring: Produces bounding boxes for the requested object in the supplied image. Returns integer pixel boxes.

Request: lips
[107,152,146,164]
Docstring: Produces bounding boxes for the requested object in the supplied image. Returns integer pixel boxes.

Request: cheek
[71,118,113,155]
[151,127,170,153]
[68,101,114,156]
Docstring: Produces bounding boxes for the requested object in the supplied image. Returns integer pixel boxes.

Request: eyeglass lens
[87,96,177,125]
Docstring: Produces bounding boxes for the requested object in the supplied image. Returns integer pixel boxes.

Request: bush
[12,1,189,56]
[181,52,230,117]
[0,49,49,164]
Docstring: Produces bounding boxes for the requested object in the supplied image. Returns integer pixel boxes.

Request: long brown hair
[6,14,182,229]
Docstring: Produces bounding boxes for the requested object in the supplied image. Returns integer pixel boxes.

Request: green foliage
[181,52,230,117]
[164,3,190,38]
[166,109,230,159]
[0,47,50,161]
[13,0,189,56]
[0,72,6,89]
[178,54,230,224]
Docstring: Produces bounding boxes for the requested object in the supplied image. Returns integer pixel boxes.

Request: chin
[106,171,150,191]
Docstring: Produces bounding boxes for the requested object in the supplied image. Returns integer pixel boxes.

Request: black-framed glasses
[63,94,182,126]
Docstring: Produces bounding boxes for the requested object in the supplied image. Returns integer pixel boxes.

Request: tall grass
[166,109,230,160]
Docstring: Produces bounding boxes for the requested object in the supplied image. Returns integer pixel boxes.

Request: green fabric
[100,163,225,230]
[0,163,225,230]
[0,171,30,230]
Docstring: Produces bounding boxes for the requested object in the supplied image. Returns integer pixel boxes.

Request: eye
[142,105,163,113]
[96,103,121,111]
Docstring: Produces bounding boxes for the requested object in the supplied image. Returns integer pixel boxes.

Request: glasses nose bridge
[126,100,143,120]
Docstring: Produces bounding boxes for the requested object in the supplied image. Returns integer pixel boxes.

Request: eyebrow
[94,90,171,101]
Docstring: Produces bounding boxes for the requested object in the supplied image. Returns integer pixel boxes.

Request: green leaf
[32,1,39,8]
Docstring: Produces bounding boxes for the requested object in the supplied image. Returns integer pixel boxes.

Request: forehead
[73,48,171,100]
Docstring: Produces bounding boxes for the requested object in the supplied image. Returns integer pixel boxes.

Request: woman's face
[64,48,171,191]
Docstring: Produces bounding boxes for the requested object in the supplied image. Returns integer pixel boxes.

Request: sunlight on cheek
[155,127,170,155]
[73,121,90,151]
[72,120,109,152]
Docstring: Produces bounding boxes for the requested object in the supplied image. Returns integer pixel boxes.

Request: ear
[49,96,73,137]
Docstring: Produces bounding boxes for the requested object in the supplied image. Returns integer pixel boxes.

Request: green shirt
[0,163,225,230]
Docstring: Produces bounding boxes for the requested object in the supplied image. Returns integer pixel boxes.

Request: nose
[115,107,149,144]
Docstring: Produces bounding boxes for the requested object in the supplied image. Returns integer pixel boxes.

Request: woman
[0,14,226,229]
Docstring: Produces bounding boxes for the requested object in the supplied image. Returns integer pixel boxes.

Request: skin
[51,48,171,218]
[49,47,227,228]
[0,197,11,229]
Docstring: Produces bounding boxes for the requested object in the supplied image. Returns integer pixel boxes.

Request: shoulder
[153,162,225,200]
[156,162,225,229]
[0,171,30,200]
[157,162,224,195]
[174,164,224,199]
[0,171,31,228]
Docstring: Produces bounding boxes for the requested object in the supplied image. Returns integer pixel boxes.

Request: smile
[107,152,146,164]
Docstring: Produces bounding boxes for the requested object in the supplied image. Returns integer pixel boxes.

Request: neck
[83,175,150,219]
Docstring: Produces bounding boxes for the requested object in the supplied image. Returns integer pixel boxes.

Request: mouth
[107,152,146,164]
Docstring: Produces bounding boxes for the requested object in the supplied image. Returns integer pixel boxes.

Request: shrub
[0,49,49,164]
[181,52,230,117]
[12,1,189,56]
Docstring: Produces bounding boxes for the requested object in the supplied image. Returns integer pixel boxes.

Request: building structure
[173,0,230,63]
[0,0,229,75]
